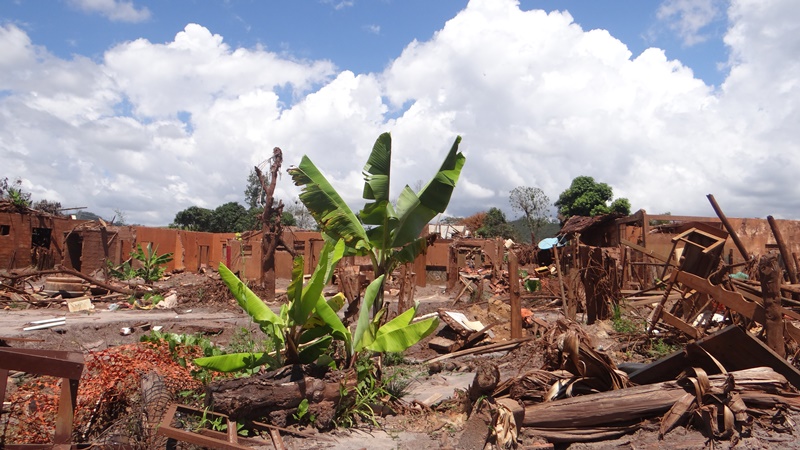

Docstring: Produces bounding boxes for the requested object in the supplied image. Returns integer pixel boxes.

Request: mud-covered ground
[2,270,799,449]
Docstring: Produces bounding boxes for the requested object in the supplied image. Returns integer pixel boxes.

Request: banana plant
[194,239,439,372]
[194,240,348,372]
[287,132,466,314]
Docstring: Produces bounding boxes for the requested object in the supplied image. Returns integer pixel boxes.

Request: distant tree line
[444,175,631,244]
[169,168,313,233]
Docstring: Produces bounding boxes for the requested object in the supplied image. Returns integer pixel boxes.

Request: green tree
[554,176,630,220]
[509,186,550,243]
[209,202,250,233]
[476,207,516,239]
[281,211,296,227]
[173,206,213,231]
[288,132,465,315]
[244,168,265,209]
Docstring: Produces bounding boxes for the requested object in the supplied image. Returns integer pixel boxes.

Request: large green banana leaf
[286,256,304,309]
[391,136,465,248]
[194,352,277,372]
[311,293,352,355]
[392,236,429,265]
[288,156,368,251]
[219,263,285,345]
[291,240,345,324]
[360,133,393,227]
[352,275,385,352]
[366,303,439,353]
[297,335,333,364]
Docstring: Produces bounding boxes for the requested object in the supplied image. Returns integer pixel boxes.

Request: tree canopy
[509,186,550,242]
[173,206,213,231]
[476,207,517,239]
[244,168,266,210]
[554,176,631,220]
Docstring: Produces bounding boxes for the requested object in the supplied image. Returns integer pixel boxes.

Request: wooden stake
[509,250,522,339]
[552,246,570,320]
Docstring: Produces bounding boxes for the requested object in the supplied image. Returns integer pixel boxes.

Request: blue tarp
[538,237,566,250]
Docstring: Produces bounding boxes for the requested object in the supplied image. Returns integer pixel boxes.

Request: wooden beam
[707,194,750,261]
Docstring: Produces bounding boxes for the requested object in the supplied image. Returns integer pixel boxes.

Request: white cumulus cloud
[1,0,799,226]
[68,0,151,23]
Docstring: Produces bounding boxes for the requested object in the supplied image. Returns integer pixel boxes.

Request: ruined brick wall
[133,227,182,272]
[0,212,84,270]
[132,227,234,274]
[0,212,33,269]
[625,216,800,267]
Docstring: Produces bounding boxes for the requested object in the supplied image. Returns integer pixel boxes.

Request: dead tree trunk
[582,246,605,325]
[256,147,284,299]
[759,254,785,357]
[447,243,458,293]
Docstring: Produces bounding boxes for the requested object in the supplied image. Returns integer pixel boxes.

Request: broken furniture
[0,347,84,449]
[646,225,728,337]
[630,325,800,388]
[429,309,494,353]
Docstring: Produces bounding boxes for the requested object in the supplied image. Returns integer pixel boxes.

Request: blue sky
[5,1,730,86]
[2,0,799,226]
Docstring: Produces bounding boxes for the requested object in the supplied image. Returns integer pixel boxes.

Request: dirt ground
[2,270,799,449]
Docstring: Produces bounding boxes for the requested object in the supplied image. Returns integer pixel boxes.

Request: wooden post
[414,251,427,287]
[447,244,458,293]
[767,215,798,285]
[620,246,628,290]
[509,250,522,339]
[794,252,800,278]
[552,245,570,320]
[397,263,416,314]
[707,194,750,262]
[493,237,503,279]
[759,254,785,357]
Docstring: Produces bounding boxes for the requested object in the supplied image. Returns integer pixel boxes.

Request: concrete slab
[403,372,475,405]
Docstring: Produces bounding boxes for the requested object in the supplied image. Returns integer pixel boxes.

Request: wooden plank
[676,271,766,324]
[736,286,800,321]
[659,310,700,339]
[620,239,670,263]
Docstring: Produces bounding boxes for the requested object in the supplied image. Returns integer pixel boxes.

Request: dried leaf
[660,392,696,439]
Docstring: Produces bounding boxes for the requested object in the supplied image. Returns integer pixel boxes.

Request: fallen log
[0,266,157,298]
[206,365,353,426]
[521,367,799,430]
